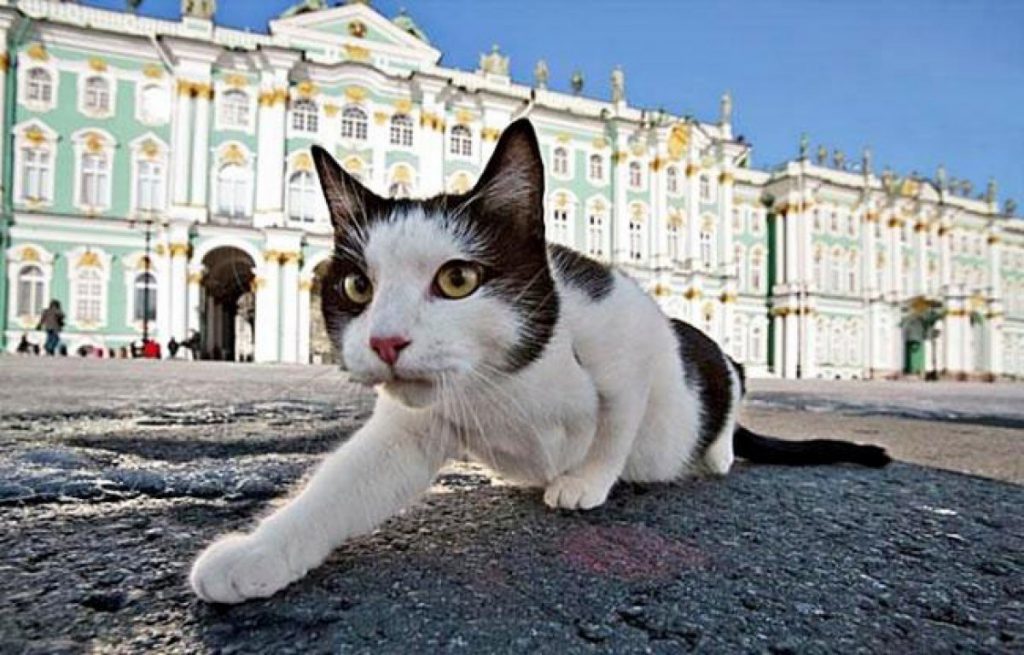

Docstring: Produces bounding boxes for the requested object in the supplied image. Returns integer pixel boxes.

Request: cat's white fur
[190,205,742,604]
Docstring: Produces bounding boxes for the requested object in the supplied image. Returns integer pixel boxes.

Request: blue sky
[87,0,1024,209]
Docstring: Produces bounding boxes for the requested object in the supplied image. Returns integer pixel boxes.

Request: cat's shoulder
[547,243,615,302]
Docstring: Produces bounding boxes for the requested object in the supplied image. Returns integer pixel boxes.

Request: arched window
[699,174,711,201]
[20,146,51,202]
[699,229,714,268]
[829,248,843,293]
[74,267,103,324]
[750,209,764,235]
[589,154,604,182]
[629,221,644,261]
[79,153,110,208]
[288,171,318,222]
[731,208,742,232]
[26,68,53,104]
[139,84,169,124]
[135,159,165,212]
[83,76,110,113]
[291,99,319,133]
[552,147,569,176]
[667,221,681,263]
[220,90,250,128]
[550,207,570,246]
[341,106,368,140]
[813,209,822,231]
[666,166,679,194]
[217,164,250,217]
[750,322,765,363]
[133,272,157,322]
[17,265,45,317]
[735,245,746,290]
[389,114,413,147]
[847,250,859,293]
[750,246,765,292]
[587,211,605,257]
[629,161,643,189]
[830,211,839,233]
[732,317,748,362]
[449,125,472,157]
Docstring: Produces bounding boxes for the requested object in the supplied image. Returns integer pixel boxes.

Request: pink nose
[369,335,411,366]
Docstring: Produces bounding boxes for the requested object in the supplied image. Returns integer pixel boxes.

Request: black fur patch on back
[670,318,734,454]
[547,244,614,301]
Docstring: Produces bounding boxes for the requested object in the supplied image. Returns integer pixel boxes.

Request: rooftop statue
[611,66,625,103]
[182,0,215,20]
[534,59,549,90]
[816,144,827,166]
[986,178,998,204]
[833,149,846,170]
[799,133,809,159]
[862,147,872,174]
[479,44,509,76]
[936,164,947,191]
[720,90,732,124]
[279,0,327,18]
[570,69,584,95]
[1005,199,1017,216]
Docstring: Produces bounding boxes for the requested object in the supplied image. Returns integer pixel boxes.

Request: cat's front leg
[191,397,450,603]
[544,386,650,511]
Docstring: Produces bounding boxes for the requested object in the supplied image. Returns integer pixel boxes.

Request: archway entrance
[309,259,337,364]
[200,247,255,361]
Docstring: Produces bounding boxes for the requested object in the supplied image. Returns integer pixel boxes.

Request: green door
[904,340,925,374]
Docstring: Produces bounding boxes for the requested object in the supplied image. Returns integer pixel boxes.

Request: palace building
[2,0,1022,379]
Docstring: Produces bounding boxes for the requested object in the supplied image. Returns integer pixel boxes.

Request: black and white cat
[191,120,890,604]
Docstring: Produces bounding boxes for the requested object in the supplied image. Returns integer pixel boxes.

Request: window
[341,106,368,141]
[26,68,53,104]
[732,319,747,362]
[750,209,764,235]
[829,248,843,293]
[389,114,413,147]
[135,159,165,212]
[133,272,157,322]
[587,212,604,257]
[830,322,844,365]
[589,154,604,182]
[750,247,765,292]
[666,166,679,194]
[20,147,51,202]
[699,230,713,268]
[830,211,839,233]
[217,164,250,217]
[83,76,110,113]
[139,84,169,124]
[847,323,860,366]
[449,125,472,157]
[699,175,711,201]
[847,213,858,237]
[813,247,826,290]
[629,221,644,261]
[813,209,822,231]
[288,171,318,222]
[629,162,643,189]
[79,153,110,209]
[847,251,859,293]
[17,265,45,317]
[815,318,829,364]
[219,90,250,129]
[552,147,569,176]
[291,99,319,134]
[750,323,765,362]
[74,267,103,324]
[735,245,746,290]
[550,208,570,246]
[731,208,742,233]
[667,222,680,263]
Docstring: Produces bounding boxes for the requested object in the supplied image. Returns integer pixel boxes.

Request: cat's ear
[467,119,545,239]
[311,145,382,232]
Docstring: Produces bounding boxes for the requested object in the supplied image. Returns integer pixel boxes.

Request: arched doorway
[309,259,338,364]
[200,247,256,361]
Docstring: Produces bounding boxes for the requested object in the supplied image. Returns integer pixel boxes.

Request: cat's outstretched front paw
[190,533,300,604]
[544,473,613,510]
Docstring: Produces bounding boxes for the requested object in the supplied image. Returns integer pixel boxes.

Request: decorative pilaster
[718,166,734,278]
[612,132,631,265]
[190,82,212,214]
[254,252,280,363]
[297,277,313,364]
[154,237,172,348]
[914,219,928,296]
[186,264,204,340]
[417,84,447,195]
[254,78,288,228]
[279,251,300,363]
[171,80,194,207]
[684,159,700,267]
[168,243,189,341]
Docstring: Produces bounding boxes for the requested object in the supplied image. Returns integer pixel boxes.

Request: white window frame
[129,134,169,217]
[287,169,321,223]
[71,129,116,214]
[389,113,414,148]
[216,88,255,133]
[290,98,320,136]
[20,63,58,112]
[122,251,161,331]
[6,244,55,328]
[215,163,253,219]
[666,166,680,195]
[628,161,644,191]
[551,146,571,179]
[66,247,111,330]
[12,120,58,207]
[588,153,605,184]
[340,105,368,141]
[449,124,473,158]
[78,73,115,119]
[136,82,171,126]
[750,246,765,293]
[735,244,746,290]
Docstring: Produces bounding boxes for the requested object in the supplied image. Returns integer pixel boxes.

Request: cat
[190,119,890,604]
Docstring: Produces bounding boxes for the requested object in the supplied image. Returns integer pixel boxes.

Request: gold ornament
[88,57,107,72]
[143,63,163,79]
[343,44,370,62]
[26,43,48,61]
[293,153,313,172]
[344,86,368,103]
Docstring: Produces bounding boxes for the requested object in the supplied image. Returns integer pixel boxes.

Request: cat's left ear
[311,145,383,233]
[467,119,545,240]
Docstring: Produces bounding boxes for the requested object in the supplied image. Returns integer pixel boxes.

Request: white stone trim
[70,127,117,214]
[6,243,55,329]
[18,58,59,113]
[66,246,112,331]
[75,68,117,120]
[11,119,59,208]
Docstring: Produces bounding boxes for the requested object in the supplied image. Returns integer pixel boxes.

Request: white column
[943,289,965,374]
[718,169,734,278]
[914,220,928,296]
[417,89,446,195]
[612,136,632,265]
[169,244,188,341]
[888,215,902,298]
[186,264,204,340]
[0,37,8,204]
[684,160,700,267]
[279,252,300,363]
[784,310,799,378]
[189,84,212,214]
[863,211,877,294]
[171,81,193,207]
[154,235,172,346]
[254,77,287,228]
[785,205,799,285]
[772,311,784,376]
[650,154,667,270]
[297,277,312,365]
[254,252,281,363]
[939,219,952,288]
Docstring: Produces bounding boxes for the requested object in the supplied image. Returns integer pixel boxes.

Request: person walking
[37,300,65,356]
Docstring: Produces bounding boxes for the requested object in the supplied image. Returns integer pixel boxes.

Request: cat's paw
[543,473,612,510]
[190,533,299,604]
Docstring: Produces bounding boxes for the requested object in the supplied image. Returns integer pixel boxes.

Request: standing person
[167,337,180,359]
[36,300,65,356]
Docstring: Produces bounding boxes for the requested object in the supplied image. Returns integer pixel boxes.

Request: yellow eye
[342,272,373,304]
[434,261,482,299]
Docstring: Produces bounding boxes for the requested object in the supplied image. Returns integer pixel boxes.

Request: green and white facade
[1,0,1022,379]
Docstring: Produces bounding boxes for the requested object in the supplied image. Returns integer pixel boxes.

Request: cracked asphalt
[0,357,1022,654]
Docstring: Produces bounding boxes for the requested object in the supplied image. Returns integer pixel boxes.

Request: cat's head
[311,119,557,408]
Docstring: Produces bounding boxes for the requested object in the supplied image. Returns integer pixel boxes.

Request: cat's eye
[341,272,373,305]
[434,260,483,299]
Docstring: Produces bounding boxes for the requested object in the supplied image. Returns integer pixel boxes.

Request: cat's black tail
[733,425,891,468]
